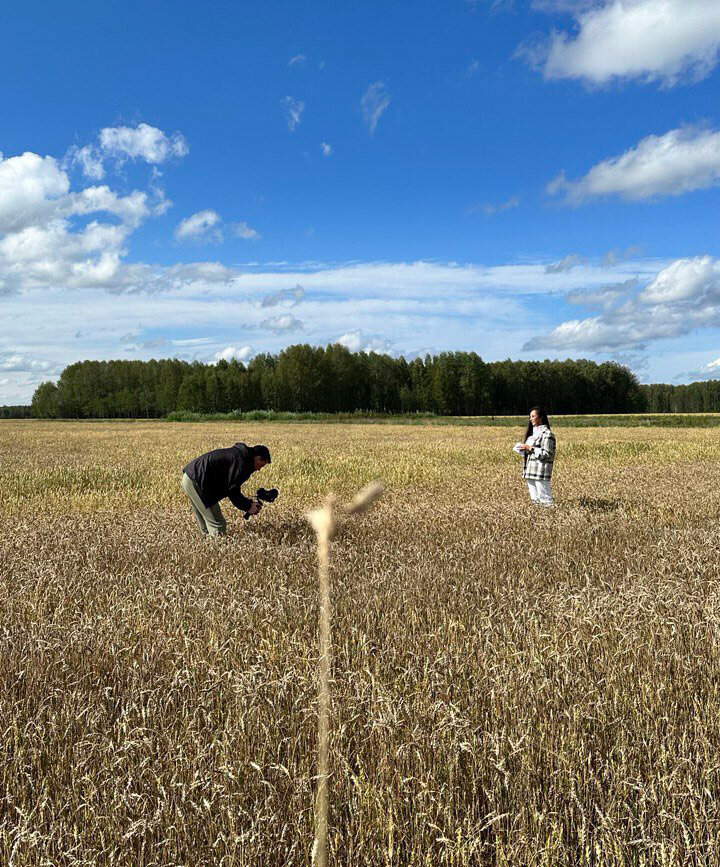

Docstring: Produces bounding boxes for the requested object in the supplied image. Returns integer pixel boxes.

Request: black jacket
[183,442,255,510]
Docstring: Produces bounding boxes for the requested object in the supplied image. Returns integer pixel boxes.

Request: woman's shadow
[577,496,621,513]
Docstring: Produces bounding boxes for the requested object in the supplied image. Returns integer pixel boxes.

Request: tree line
[14,345,720,419]
[641,381,720,413]
[24,346,643,418]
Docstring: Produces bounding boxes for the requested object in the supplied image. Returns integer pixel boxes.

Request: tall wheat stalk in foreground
[307,482,384,867]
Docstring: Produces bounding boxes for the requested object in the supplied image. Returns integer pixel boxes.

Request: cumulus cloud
[214,345,253,363]
[529,256,720,351]
[529,317,636,351]
[0,152,70,233]
[66,144,106,181]
[360,82,391,135]
[545,253,585,273]
[335,329,394,354]
[0,149,171,295]
[320,142,333,157]
[639,255,718,303]
[261,284,304,307]
[692,356,720,379]
[548,126,720,204]
[67,123,189,181]
[260,314,304,333]
[174,210,223,243]
[65,186,153,228]
[530,0,720,87]
[99,123,189,164]
[232,221,261,240]
[281,96,305,132]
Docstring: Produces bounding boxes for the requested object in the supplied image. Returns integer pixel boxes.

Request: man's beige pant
[181,473,227,536]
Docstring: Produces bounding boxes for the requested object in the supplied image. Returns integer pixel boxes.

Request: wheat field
[2,420,720,866]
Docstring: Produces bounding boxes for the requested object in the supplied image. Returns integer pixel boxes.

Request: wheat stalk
[308,482,384,867]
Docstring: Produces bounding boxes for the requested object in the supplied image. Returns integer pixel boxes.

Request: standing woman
[517,407,556,506]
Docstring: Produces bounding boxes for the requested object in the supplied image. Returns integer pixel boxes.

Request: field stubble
[1,421,720,865]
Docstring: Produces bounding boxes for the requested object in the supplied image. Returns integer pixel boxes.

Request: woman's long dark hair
[525,406,550,440]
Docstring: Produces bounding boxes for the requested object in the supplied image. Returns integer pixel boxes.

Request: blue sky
[2,0,720,402]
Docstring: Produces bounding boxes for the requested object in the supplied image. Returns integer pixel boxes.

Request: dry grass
[2,420,720,866]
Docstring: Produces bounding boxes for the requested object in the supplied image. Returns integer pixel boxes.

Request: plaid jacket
[522,426,556,481]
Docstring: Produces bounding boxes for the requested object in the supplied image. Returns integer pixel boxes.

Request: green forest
[3,344,714,419]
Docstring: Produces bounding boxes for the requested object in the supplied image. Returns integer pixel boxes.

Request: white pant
[527,479,553,506]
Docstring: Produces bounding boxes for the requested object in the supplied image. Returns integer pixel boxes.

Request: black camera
[243,487,279,519]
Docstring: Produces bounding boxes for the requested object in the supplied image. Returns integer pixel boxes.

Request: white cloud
[65,186,152,228]
[99,123,189,164]
[545,253,585,273]
[536,0,720,87]
[695,355,720,378]
[361,82,391,135]
[1,214,129,291]
[66,124,188,181]
[0,352,51,372]
[335,329,394,354]
[261,284,304,307]
[529,317,631,351]
[214,345,253,363]
[0,147,176,295]
[0,152,70,233]
[639,255,718,303]
[174,210,223,243]
[226,259,660,299]
[548,126,720,203]
[66,144,105,181]
[321,142,333,157]
[260,314,304,333]
[232,221,261,241]
[530,256,720,351]
[288,54,306,66]
[281,96,305,132]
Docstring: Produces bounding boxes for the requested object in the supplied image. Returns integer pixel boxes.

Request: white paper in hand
[512,442,525,455]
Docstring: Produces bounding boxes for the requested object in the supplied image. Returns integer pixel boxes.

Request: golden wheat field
[2,420,720,866]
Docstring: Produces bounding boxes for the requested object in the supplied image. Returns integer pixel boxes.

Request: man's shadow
[242,516,313,546]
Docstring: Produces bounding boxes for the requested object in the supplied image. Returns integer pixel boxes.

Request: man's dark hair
[524,407,550,441]
[251,444,271,463]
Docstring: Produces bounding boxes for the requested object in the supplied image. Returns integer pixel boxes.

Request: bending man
[181,442,271,537]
